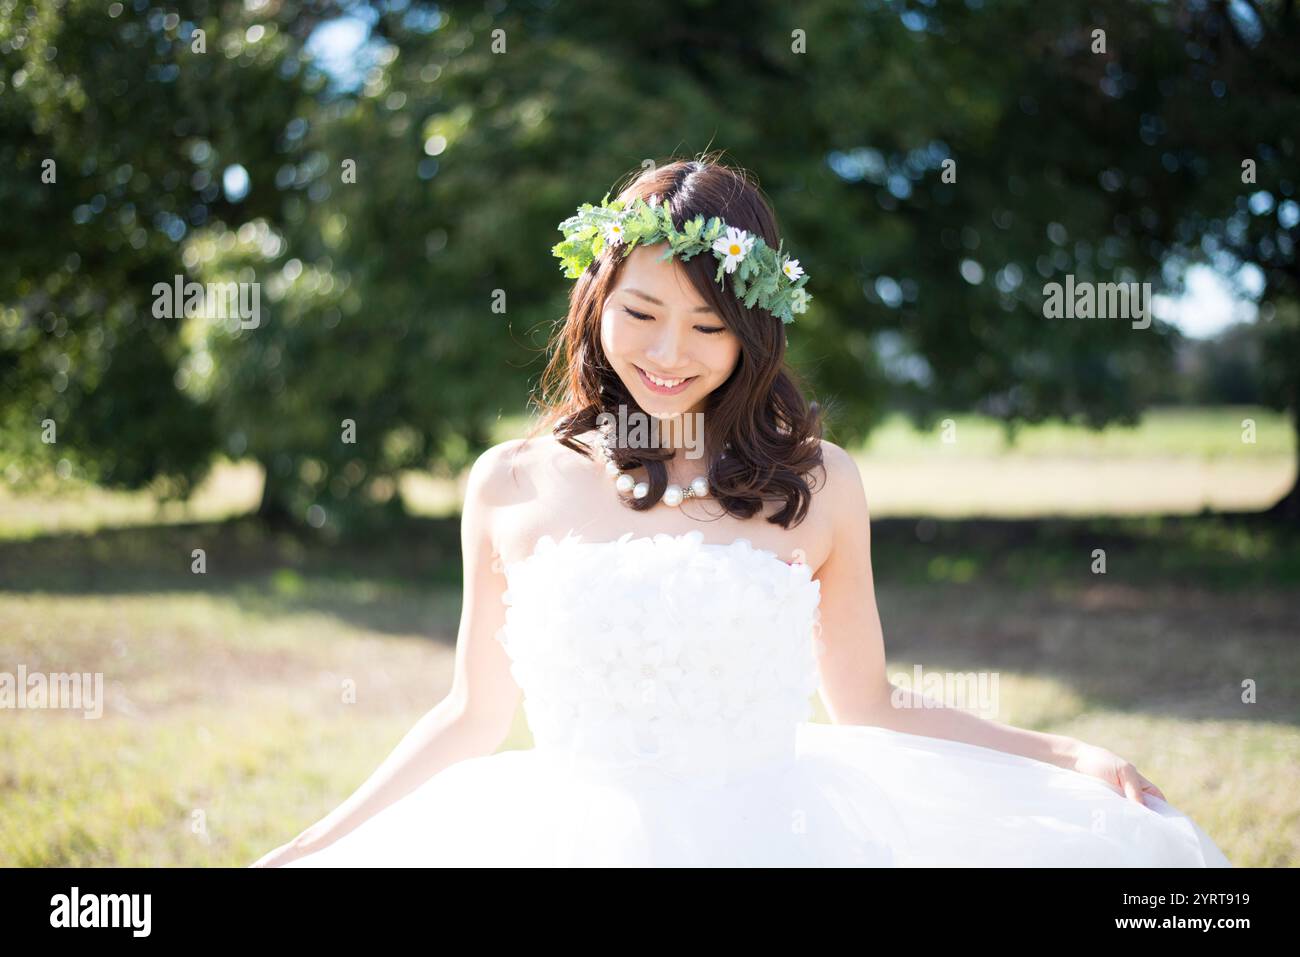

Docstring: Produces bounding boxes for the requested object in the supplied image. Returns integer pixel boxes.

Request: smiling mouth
[635,365,697,394]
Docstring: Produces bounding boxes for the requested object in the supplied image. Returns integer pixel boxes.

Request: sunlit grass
[0,588,463,867]
[0,458,263,540]
[3,407,1294,533]
[858,406,1293,459]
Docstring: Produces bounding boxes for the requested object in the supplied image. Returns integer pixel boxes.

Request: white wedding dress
[285,530,1232,867]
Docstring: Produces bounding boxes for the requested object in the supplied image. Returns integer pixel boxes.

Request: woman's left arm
[811,441,1165,807]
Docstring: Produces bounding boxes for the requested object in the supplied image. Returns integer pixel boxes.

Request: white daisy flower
[603,216,627,246]
[781,258,805,282]
[711,227,755,274]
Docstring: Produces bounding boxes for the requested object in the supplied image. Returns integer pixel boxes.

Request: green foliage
[2,0,1298,525]
[0,0,310,494]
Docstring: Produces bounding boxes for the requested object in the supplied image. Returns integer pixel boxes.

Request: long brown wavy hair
[522,152,825,529]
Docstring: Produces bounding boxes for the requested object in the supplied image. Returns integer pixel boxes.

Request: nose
[646,317,688,372]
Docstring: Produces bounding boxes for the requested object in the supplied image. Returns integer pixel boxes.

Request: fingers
[1140,780,1167,803]
[1118,764,1145,805]
[1117,763,1169,807]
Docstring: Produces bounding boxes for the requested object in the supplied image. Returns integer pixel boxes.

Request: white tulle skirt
[282,722,1232,867]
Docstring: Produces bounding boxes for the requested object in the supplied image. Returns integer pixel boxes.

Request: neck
[651,412,707,460]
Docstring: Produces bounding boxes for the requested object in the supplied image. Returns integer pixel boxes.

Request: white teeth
[644,369,686,388]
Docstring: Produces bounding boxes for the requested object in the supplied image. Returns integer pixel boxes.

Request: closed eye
[623,307,726,335]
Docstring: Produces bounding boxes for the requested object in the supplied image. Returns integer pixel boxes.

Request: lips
[635,365,697,395]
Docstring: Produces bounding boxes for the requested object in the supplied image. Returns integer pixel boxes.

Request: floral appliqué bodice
[498,530,824,785]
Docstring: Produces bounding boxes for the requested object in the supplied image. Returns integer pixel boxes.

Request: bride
[253,157,1231,867]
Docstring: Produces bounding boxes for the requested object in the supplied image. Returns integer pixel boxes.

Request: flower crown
[552,191,812,324]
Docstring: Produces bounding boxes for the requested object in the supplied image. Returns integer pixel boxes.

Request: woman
[254,156,1231,867]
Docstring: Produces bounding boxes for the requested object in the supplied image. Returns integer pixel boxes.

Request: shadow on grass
[869,510,1300,589]
[0,515,466,641]
[2,511,1297,595]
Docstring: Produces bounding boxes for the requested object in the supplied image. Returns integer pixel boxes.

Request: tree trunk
[256,461,297,528]
[1263,403,1300,521]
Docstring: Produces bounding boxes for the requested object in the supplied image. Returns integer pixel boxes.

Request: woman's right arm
[252,440,524,866]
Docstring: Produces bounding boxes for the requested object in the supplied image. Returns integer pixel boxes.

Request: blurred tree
[0,0,327,501]
[781,0,1299,513]
[3,0,1297,527]
[1186,324,1267,406]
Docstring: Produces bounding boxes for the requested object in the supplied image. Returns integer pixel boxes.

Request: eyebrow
[624,288,715,313]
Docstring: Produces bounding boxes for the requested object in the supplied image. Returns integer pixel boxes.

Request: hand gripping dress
[285,530,1232,867]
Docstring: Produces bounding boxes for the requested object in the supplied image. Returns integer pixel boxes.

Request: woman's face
[600,243,741,419]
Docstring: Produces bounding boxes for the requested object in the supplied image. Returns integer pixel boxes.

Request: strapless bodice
[497,530,823,785]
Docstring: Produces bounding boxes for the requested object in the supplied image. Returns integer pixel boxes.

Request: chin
[644,406,685,420]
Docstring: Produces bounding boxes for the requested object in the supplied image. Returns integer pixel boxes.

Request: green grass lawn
[1,406,1297,866]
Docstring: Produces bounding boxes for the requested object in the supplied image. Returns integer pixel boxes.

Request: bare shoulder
[811,438,871,554]
[816,438,855,476]
[462,434,589,556]
[777,439,862,573]
[465,438,530,499]
[460,439,541,567]
[478,429,595,478]
[463,437,568,524]
[814,438,866,503]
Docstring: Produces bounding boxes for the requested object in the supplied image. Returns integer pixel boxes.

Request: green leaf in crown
[552,192,811,324]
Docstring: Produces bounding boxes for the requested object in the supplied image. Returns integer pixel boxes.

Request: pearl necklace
[594,429,711,507]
